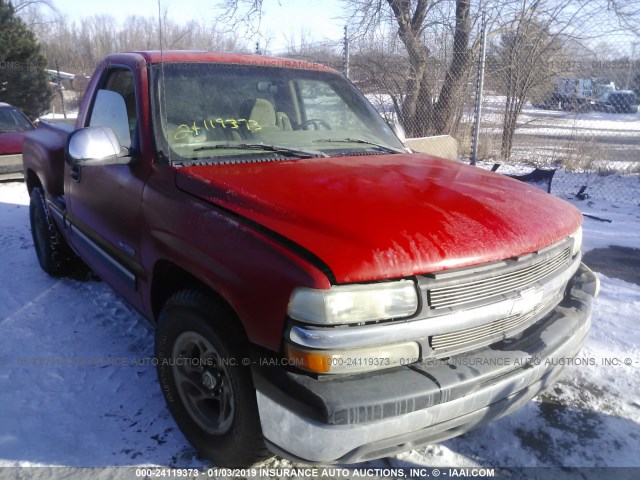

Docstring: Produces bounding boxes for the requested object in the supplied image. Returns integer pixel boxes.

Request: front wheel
[29,187,74,276]
[155,290,269,467]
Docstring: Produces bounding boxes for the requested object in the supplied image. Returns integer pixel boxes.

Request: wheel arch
[25,169,43,196]
[150,260,246,335]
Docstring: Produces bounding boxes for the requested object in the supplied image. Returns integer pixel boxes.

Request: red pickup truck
[23,51,598,466]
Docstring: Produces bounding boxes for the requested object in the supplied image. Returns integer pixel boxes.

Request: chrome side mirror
[67,126,131,167]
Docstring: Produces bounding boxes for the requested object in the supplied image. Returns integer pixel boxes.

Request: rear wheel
[29,187,74,276]
[155,290,269,467]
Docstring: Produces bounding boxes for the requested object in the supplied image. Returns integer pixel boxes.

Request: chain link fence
[470,18,640,206]
[276,7,640,206]
[37,3,640,206]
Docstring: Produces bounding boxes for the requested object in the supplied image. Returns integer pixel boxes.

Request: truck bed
[23,120,74,196]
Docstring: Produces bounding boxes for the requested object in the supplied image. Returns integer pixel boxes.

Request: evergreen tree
[0,0,51,119]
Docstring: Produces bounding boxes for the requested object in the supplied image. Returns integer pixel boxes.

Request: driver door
[66,66,146,307]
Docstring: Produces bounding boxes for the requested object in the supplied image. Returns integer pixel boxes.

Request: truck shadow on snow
[0,197,202,467]
[352,377,640,471]
[361,402,640,471]
[583,246,640,285]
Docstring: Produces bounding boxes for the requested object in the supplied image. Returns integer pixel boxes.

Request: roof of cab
[120,50,337,73]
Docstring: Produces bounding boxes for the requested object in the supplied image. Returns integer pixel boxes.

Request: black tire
[29,187,74,276]
[155,290,269,467]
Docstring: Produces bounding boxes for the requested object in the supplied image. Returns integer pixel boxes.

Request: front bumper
[255,263,597,464]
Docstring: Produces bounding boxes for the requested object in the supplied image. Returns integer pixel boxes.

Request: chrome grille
[430,294,558,354]
[428,247,570,310]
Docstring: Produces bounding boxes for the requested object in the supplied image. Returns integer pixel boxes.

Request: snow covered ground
[367,93,640,208]
[38,111,78,122]
[0,175,639,474]
[477,95,640,173]
[481,95,640,133]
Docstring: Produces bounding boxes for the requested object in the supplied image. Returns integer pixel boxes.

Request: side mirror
[67,126,131,167]
[89,89,132,149]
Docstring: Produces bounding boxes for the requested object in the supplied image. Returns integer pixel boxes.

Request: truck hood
[176,154,582,283]
[0,131,29,155]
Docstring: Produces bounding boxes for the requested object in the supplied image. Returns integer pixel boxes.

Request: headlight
[569,226,582,256]
[288,280,418,325]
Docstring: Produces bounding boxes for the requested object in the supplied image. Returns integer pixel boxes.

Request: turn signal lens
[285,341,419,375]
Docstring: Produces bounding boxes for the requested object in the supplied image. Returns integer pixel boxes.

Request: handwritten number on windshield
[174,119,262,140]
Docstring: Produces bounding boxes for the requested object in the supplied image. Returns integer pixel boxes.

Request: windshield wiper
[313,138,405,154]
[193,143,327,158]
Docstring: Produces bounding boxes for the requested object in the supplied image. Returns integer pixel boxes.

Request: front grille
[428,246,570,310]
[430,294,558,355]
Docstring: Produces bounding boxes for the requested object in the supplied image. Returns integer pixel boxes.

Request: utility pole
[470,10,487,166]
[343,25,350,79]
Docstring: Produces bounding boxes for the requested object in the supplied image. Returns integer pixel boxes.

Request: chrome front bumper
[256,263,597,464]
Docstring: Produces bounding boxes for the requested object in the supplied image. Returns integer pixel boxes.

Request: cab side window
[88,68,138,149]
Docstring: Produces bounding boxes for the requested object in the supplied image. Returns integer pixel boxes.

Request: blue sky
[48,0,346,51]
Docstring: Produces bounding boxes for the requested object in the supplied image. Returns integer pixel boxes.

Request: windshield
[0,107,34,133]
[150,63,405,164]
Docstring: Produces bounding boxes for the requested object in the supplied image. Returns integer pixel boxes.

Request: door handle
[70,165,81,183]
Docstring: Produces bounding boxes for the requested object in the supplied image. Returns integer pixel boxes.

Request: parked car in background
[0,103,35,179]
[531,77,596,111]
[593,90,639,113]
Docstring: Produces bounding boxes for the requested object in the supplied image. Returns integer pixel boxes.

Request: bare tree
[604,0,640,37]
[282,27,314,55]
[280,32,342,69]
[27,10,248,114]
[34,13,248,77]
[491,17,562,159]
[9,0,53,14]
[486,0,640,161]
[352,49,410,122]
[9,0,55,26]
[345,0,479,136]
[217,0,479,137]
